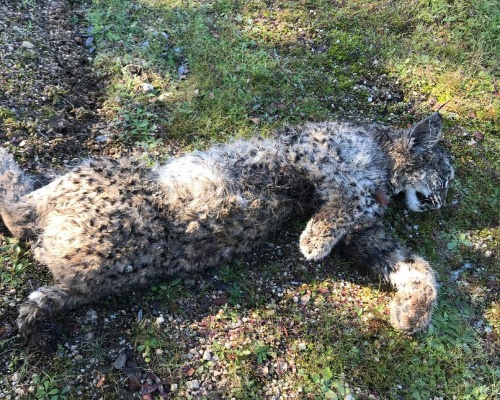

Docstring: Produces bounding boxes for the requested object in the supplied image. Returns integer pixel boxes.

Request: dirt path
[0,0,104,173]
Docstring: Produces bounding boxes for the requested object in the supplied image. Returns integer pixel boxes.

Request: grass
[0,0,499,398]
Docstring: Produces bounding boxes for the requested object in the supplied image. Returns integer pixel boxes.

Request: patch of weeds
[0,238,31,290]
[225,282,244,306]
[215,263,258,306]
[150,277,183,303]
[444,231,474,251]
[308,369,353,399]
[137,336,162,363]
[32,374,70,400]
[253,344,273,365]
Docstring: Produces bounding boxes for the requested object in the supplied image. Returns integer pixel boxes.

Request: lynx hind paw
[17,295,61,352]
[389,258,437,334]
[299,221,338,261]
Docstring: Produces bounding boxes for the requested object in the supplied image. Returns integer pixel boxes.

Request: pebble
[142,83,154,93]
[186,380,200,390]
[202,349,212,361]
[94,135,108,143]
[21,41,34,49]
[112,353,127,369]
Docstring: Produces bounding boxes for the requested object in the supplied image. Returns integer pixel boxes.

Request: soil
[0,0,122,175]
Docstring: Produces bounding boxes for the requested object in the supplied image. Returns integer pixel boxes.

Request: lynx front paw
[390,285,436,334]
[389,257,437,334]
[299,221,338,261]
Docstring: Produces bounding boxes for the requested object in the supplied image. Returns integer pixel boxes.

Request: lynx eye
[416,192,431,204]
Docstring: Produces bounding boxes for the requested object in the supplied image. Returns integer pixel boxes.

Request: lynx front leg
[299,200,354,261]
[340,222,437,334]
[299,190,376,261]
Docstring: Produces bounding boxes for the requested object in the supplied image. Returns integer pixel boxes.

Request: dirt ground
[0,0,129,174]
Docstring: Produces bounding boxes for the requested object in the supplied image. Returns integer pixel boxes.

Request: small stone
[186,380,200,390]
[298,343,307,351]
[202,349,212,361]
[278,361,288,372]
[170,383,178,391]
[21,41,34,49]
[94,135,108,143]
[112,353,127,369]
[84,332,95,341]
[142,83,154,93]
[14,388,25,395]
[156,316,165,325]
[484,250,492,257]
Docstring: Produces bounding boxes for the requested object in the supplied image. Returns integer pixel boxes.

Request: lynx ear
[409,113,443,152]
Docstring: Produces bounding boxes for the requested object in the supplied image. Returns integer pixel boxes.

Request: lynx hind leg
[389,256,437,334]
[18,285,88,351]
[0,148,37,238]
[340,223,437,334]
[0,148,34,201]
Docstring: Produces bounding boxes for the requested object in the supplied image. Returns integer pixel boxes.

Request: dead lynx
[0,113,453,350]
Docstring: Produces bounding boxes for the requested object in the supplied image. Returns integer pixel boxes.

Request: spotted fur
[0,113,454,349]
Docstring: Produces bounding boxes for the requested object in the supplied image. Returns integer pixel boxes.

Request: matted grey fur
[0,113,454,350]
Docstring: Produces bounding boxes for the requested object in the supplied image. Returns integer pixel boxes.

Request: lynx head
[391,113,454,212]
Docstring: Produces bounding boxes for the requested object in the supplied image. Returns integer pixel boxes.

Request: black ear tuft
[409,113,443,152]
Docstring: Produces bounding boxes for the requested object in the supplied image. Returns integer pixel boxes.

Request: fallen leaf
[473,131,484,140]
[213,295,228,306]
[300,293,310,306]
[183,366,195,377]
[249,117,260,125]
[95,374,106,389]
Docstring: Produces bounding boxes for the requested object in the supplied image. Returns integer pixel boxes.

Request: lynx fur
[0,113,454,349]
